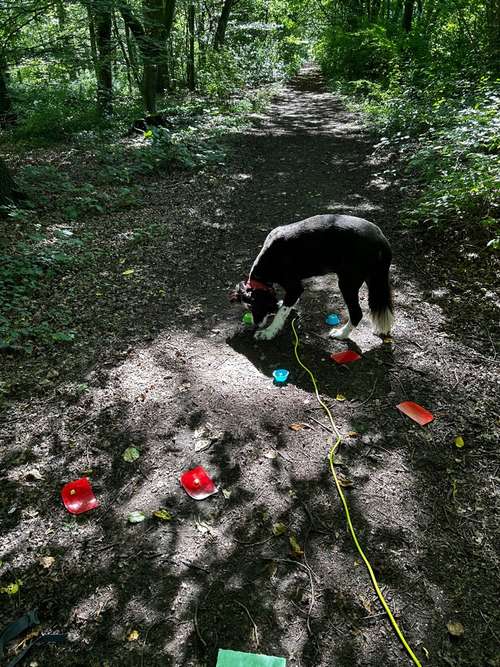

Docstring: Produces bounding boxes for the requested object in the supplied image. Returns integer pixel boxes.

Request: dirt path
[1,66,499,667]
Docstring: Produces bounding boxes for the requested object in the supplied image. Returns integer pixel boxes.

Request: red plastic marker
[180,466,218,500]
[61,477,100,514]
[396,401,434,426]
[330,350,361,364]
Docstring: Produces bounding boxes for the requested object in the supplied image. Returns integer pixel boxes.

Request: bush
[315,25,396,82]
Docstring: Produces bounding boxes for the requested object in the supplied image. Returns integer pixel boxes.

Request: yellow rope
[290,317,422,667]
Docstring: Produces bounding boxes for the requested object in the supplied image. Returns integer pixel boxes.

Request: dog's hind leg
[329,274,364,340]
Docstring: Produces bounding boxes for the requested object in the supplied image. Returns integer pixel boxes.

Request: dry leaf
[266,561,278,578]
[360,596,373,614]
[447,621,464,637]
[195,517,213,535]
[39,556,55,569]
[289,534,304,556]
[153,509,173,521]
[337,474,354,488]
[264,450,277,459]
[222,488,232,499]
[272,522,287,536]
[122,269,135,276]
[454,436,464,448]
[346,431,358,438]
[336,393,346,402]
[127,629,140,642]
[289,423,306,431]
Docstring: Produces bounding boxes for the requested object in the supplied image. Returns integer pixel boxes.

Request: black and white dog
[231,214,394,340]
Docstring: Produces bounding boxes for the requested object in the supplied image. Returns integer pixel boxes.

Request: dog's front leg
[254,305,293,340]
[254,282,302,341]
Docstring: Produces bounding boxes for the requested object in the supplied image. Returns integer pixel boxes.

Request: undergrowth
[0,86,277,353]
[329,72,500,248]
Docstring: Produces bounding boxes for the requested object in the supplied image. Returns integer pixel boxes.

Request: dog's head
[229,280,278,328]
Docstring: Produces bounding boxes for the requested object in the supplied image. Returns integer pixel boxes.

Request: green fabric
[216,649,286,666]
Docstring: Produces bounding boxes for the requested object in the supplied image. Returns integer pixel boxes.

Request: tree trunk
[487,0,500,64]
[187,0,195,90]
[402,0,414,32]
[113,10,135,94]
[118,0,165,113]
[57,0,67,28]
[0,158,24,206]
[197,3,206,70]
[213,0,235,50]
[0,55,14,120]
[94,2,113,115]
[87,5,99,73]
[156,0,176,94]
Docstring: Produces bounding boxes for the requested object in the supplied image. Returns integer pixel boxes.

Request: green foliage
[403,94,500,239]
[11,79,99,142]
[366,77,500,244]
[315,0,500,247]
[197,25,305,100]
[315,25,396,82]
[0,216,79,352]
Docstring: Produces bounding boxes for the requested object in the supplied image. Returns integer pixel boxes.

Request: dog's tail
[367,249,394,336]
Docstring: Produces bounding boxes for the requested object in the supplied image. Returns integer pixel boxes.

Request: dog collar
[247,278,274,293]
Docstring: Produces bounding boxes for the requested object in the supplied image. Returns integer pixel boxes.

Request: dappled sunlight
[2,64,498,667]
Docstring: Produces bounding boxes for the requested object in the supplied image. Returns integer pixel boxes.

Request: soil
[1,65,499,667]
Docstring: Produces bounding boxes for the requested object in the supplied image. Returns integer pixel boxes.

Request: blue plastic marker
[273,369,289,385]
[325,313,341,326]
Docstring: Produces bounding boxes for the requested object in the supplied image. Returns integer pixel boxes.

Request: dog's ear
[229,281,251,304]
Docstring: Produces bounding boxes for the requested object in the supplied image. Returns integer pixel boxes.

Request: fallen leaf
[289,534,304,556]
[336,393,346,402]
[194,439,212,452]
[346,431,358,438]
[127,511,146,524]
[289,423,306,431]
[447,621,464,637]
[360,596,373,614]
[454,436,464,448]
[39,556,55,569]
[194,423,222,452]
[272,522,287,536]
[0,580,22,595]
[222,488,232,499]
[195,517,213,535]
[266,561,278,577]
[122,447,140,462]
[153,509,173,521]
[122,269,135,276]
[264,450,277,459]
[337,474,354,488]
[127,629,140,642]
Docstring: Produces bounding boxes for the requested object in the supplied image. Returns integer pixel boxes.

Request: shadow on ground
[1,65,499,667]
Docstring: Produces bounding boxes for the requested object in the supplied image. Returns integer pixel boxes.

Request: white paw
[254,327,277,341]
[329,323,354,340]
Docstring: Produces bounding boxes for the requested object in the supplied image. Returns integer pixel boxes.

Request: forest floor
[1,65,499,667]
